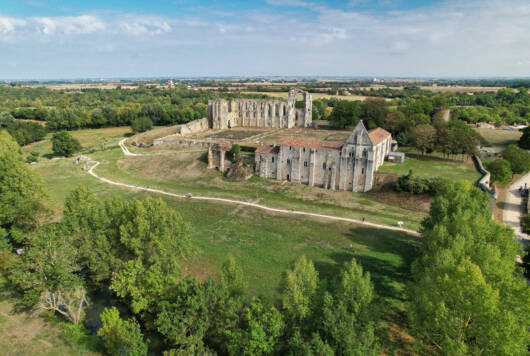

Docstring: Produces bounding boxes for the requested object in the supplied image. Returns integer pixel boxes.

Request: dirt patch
[118,152,212,180]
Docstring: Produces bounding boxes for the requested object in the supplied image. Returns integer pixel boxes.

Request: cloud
[119,16,171,36]
[0,16,26,34]
[33,15,106,35]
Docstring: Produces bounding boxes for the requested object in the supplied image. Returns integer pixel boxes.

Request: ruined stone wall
[208,89,312,130]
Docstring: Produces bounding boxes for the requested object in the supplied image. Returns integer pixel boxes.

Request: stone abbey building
[254,121,392,192]
[208,89,312,129]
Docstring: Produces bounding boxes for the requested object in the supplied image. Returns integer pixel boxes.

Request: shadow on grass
[314,226,421,303]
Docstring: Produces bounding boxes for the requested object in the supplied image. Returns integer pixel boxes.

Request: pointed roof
[368,128,391,146]
[346,120,371,146]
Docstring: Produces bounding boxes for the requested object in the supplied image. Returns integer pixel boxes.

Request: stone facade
[254,121,391,192]
[208,89,312,130]
[208,142,232,173]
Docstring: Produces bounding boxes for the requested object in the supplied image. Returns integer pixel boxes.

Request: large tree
[0,130,45,235]
[410,124,436,155]
[281,255,318,321]
[51,130,81,157]
[408,181,530,355]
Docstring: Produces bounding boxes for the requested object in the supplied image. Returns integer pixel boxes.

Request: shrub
[51,131,81,157]
[502,144,530,174]
[395,170,448,195]
[485,159,512,184]
[131,117,153,133]
[25,151,39,163]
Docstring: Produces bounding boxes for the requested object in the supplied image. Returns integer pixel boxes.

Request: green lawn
[474,128,522,148]
[379,148,481,182]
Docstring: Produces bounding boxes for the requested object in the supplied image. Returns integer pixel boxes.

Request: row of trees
[407,181,530,355]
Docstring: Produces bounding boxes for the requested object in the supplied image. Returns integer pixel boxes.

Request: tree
[224,297,284,355]
[485,159,512,184]
[9,225,83,308]
[281,255,318,321]
[361,98,388,129]
[51,130,81,157]
[0,131,45,233]
[384,110,407,135]
[39,286,89,325]
[220,255,247,297]
[228,144,241,160]
[338,258,373,317]
[328,100,361,129]
[98,307,148,356]
[410,124,436,155]
[502,144,530,174]
[408,181,530,355]
[131,117,153,133]
[518,126,530,149]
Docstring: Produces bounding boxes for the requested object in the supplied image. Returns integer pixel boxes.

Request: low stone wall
[472,155,498,212]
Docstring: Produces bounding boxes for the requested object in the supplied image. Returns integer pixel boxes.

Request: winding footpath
[86,139,420,237]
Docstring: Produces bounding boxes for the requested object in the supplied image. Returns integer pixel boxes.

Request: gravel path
[502,172,530,246]
[87,140,420,237]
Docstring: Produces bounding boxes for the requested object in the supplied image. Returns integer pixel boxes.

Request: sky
[0,0,529,79]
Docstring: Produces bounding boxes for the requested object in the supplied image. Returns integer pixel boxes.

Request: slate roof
[280,139,344,150]
[368,128,391,146]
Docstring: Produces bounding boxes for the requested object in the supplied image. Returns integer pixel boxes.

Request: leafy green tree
[502,144,530,174]
[361,98,388,128]
[131,117,153,133]
[51,130,81,157]
[9,225,83,308]
[228,144,241,160]
[337,258,373,317]
[220,255,247,297]
[485,159,512,184]
[329,100,361,129]
[410,124,436,155]
[110,198,194,313]
[98,307,148,356]
[408,181,530,355]
[0,131,45,233]
[224,297,284,355]
[384,110,407,135]
[314,292,379,356]
[396,132,409,146]
[282,255,318,321]
[155,278,218,351]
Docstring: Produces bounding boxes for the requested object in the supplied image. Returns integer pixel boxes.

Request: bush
[485,159,512,184]
[396,132,409,146]
[518,127,530,149]
[25,151,39,163]
[395,170,448,195]
[502,144,530,174]
[51,131,81,157]
[58,322,101,352]
[131,117,153,133]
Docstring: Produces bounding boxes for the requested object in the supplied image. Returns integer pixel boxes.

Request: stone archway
[287,89,312,128]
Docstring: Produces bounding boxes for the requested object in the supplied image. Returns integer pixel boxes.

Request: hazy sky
[1,0,529,79]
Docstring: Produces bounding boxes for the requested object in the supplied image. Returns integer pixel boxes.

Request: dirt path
[88,140,420,237]
[503,172,530,246]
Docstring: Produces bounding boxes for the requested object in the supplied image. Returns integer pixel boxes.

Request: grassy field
[474,128,522,148]
[379,148,481,182]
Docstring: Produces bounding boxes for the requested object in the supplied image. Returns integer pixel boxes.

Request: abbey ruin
[208,89,312,129]
[254,121,392,192]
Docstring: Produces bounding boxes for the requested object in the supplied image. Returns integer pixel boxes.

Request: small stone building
[208,142,232,172]
[254,121,391,192]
